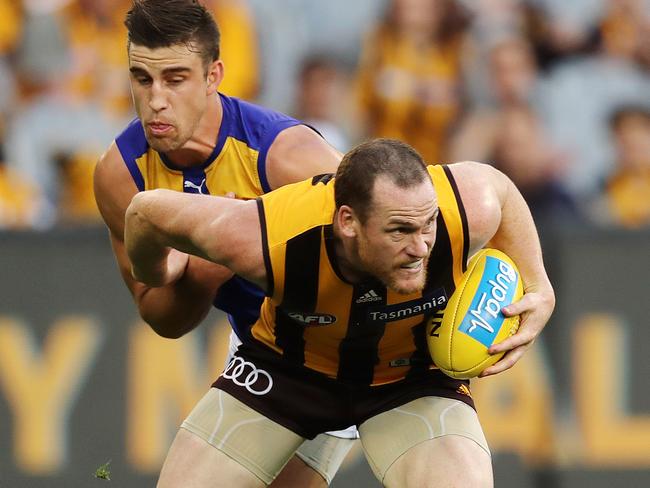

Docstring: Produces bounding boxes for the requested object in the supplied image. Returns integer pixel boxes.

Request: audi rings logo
[222,357,274,396]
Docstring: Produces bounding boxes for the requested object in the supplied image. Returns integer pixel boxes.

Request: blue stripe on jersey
[257,118,303,193]
[182,166,210,195]
[115,119,147,191]
[213,276,265,339]
[219,94,302,193]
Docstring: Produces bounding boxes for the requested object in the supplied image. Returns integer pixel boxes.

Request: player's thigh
[177,388,305,486]
[275,431,356,487]
[157,428,263,488]
[270,455,326,488]
[358,396,491,488]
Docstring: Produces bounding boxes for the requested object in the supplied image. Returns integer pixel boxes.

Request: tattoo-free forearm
[489,176,553,297]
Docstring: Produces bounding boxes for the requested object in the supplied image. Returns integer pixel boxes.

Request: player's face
[128,43,212,153]
[355,177,438,295]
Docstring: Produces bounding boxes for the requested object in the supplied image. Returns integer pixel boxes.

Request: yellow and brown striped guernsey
[252,165,469,386]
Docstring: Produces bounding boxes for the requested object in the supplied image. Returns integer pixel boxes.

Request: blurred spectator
[249,0,383,112]
[491,105,579,225]
[0,0,22,54]
[599,0,650,70]
[209,0,260,100]
[294,54,351,151]
[63,0,132,117]
[355,0,471,163]
[0,0,20,119]
[522,0,604,71]
[5,0,131,227]
[450,33,581,226]
[0,122,42,229]
[540,0,650,200]
[459,0,526,39]
[449,35,543,161]
[0,0,44,229]
[594,105,650,228]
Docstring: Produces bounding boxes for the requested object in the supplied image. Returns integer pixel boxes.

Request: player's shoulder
[429,160,495,181]
[222,94,296,124]
[259,173,335,245]
[262,171,333,205]
[434,161,502,197]
[442,161,505,253]
[220,93,300,146]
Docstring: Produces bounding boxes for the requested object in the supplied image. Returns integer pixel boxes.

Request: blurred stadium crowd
[0,0,648,231]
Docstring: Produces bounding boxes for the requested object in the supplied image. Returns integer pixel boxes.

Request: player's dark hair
[125,0,220,71]
[335,139,430,223]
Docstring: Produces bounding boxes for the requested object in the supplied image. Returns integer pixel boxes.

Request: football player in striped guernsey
[125,138,555,487]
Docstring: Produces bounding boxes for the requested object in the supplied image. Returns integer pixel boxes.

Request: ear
[336,205,360,238]
[206,60,224,95]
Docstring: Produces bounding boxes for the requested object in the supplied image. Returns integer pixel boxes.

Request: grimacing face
[128,43,212,154]
[354,176,438,295]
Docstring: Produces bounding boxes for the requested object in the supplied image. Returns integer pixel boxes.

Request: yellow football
[427,248,524,379]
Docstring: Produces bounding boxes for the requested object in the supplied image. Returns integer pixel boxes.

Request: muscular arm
[124,190,266,291]
[265,124,342,190]
[450,161,556,376]
[94,143,234,338]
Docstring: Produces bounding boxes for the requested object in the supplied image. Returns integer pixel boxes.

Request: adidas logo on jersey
[356,290,382,303]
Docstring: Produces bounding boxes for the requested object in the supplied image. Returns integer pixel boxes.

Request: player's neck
[163,92,223,167]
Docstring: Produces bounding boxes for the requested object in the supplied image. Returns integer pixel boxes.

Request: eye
[389,227,413,237]
[167,77,185,85]
[135,76,152,86]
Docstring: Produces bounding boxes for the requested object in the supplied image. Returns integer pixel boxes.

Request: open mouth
[400,259,423,272]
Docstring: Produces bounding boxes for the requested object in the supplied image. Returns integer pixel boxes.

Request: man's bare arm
[450,161,555,377]
[266,124,342,190]
[125,190,267,292]
[94,143,234,338]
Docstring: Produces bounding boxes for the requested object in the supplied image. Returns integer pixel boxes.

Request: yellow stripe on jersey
[133,137,263,198]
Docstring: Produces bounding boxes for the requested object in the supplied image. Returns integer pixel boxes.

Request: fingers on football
[501,294,529,316]
[479,345,526,377]
[488,318,536,354]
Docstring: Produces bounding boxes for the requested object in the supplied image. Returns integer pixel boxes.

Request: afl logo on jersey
[287,312,337,326]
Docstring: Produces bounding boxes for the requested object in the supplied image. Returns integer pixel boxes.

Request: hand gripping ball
[427,248,524,379]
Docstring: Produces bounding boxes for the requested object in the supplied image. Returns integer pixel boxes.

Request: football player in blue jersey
[94,0,356,486]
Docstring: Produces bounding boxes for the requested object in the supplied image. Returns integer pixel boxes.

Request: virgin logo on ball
[458,257,519,347]
[222,356,273,396]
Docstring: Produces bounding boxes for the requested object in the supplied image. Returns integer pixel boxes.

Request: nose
[407,233,431,259]
[149,81,168,112]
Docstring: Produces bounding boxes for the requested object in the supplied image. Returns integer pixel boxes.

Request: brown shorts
[213,343,475,439]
